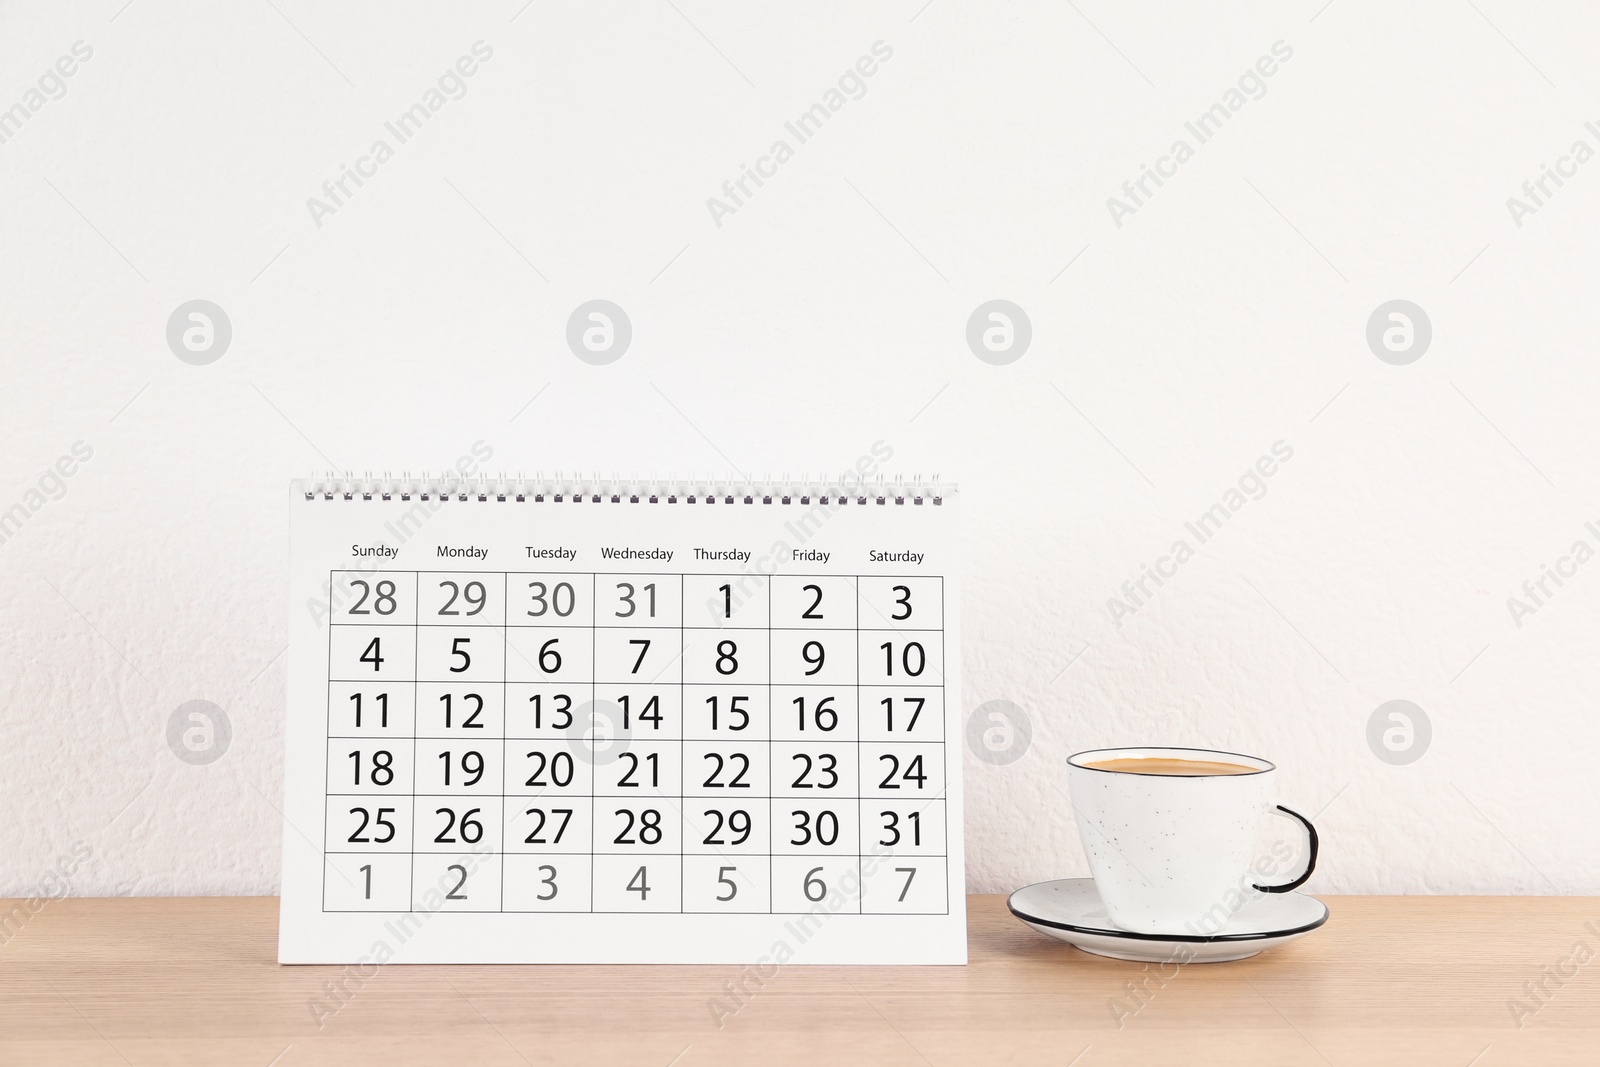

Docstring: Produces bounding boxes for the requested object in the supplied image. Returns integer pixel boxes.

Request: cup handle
[1252,805,1319,894]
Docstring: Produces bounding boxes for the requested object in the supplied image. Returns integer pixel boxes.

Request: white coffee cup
[1066,746,1318,935]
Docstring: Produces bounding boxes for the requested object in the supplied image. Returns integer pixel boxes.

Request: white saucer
[1007,878,1329,963]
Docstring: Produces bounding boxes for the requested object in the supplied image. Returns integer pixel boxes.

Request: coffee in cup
[1066,746,1318,935]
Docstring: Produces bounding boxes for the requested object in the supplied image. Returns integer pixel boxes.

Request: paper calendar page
[278,478,964,964]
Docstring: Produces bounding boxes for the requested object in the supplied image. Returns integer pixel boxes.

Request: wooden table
[3,895,1596,1065]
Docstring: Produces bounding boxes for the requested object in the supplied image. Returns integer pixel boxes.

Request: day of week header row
[349,544,928,566]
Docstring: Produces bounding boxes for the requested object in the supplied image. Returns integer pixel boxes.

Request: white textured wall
[3,0,1597,899]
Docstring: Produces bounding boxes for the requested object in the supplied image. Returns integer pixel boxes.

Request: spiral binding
[297,473,949,506]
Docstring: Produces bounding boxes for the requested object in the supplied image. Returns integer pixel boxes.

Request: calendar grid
[588,571,596,914]
[678,575,685,914]
[408,571,418,910]
[941,578,950,914]
[321,571,947,916]
[322,569,333,913]
[854,576,864,907]
[498,570,507,913]
[771,579,777,915]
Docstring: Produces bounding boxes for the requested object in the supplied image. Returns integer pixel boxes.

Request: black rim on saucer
[1005,886,1329,943]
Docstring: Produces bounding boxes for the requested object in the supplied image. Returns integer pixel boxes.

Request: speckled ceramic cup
[1066,746,1318,935]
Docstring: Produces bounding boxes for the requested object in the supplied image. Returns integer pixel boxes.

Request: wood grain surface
[2,894,1597,1065]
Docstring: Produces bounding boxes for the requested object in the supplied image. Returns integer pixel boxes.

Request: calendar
[277,474,964,963]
